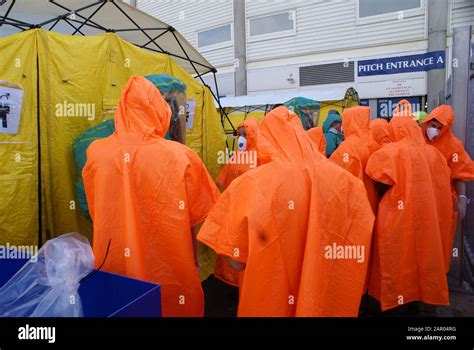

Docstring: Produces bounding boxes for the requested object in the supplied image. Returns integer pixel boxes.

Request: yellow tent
[0,29,225,278]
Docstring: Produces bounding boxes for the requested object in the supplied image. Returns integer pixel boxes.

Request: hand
[457,196,467,220]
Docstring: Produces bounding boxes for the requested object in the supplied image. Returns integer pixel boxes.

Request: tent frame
[0,0,235,246]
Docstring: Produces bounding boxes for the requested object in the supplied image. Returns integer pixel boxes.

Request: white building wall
[450,0,474,32]
[245,0,427,63]
[136,0,473,99]
[137,0,235,67]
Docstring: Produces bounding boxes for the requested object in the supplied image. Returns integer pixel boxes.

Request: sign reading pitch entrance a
[358,51,445,77]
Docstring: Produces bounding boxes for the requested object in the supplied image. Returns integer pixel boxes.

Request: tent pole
[140,45,214,71]
[115,27,169,32]
[110,0,165,52]
[46,1,107,31]
[139,28,169,47]
[169,30,235,134]
[48,18,61,31]
[0,0,16,28]
[63,18,86,36]
[0,21,27,30]
[71,0,107,35]
[212,71,231,148]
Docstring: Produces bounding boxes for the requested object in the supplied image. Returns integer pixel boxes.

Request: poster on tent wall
[186,100,196,129]
[0,82,23,135]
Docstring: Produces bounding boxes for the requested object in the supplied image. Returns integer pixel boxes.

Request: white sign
[186,99,196,129]
[0,82,23,135]
[385,79,414,97]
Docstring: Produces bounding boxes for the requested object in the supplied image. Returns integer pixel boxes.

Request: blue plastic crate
[0,255,161,317]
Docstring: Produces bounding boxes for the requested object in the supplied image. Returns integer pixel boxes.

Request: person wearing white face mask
[421,105,474,274]
[215,118,260,288]
[425,120,442,141]
[237,134,247,152]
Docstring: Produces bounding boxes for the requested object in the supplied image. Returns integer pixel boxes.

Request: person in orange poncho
[216,118,259,190]
[306,126,326,154]
[83,76,220,317]
[421,105,474,213]
[214,118,259,287]
[421,104,474,270]
[369,118,391,146]
[366,116,452,311]
[198,106,375,317]
[329,106,379,214]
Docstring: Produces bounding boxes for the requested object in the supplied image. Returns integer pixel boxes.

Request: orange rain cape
[198,106,375,317]
[329,106,379,214]
[422,105,474,269]
[422,105,474,185]
[366,116,452,311]
[83,76,220,317]
[215,118,260,287]
[306,126,326,154]
[369,118,391,146]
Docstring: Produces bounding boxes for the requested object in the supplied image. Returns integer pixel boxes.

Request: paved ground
[202,275,238,317]
[202,275,474,317]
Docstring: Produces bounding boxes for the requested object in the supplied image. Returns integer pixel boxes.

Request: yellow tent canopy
[0,29,225,278]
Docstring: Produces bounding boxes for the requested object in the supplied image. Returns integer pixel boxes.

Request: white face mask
[329,127,340,135]
[426,127,440,141]
[238,136,247,151]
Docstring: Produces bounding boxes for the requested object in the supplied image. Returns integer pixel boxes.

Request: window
[358,0,422,18]
[248,11,296,41]
[197,24,232,50]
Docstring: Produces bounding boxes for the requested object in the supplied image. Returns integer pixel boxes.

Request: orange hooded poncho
[306,126,326,154]
[83,76,220,317]
[329,106,379,214]
[422,106,474,191]
[370,118,391,146]
[366,116,452,311]
[422,105,474,269]
[215,118,260,286]
[198,106,375,317]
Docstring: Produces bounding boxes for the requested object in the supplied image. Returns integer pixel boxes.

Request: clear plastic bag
[0,233,94,317]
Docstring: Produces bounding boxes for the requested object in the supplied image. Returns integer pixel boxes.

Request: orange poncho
[83,76,220,317]
[422,105,474,270]
[306,126,326,154]
[330,106,379,214]
[422,105,474,182]
[370,118,391,146]
[366,117,452,311]
[215,118,259,287]
[198,106,374,316]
